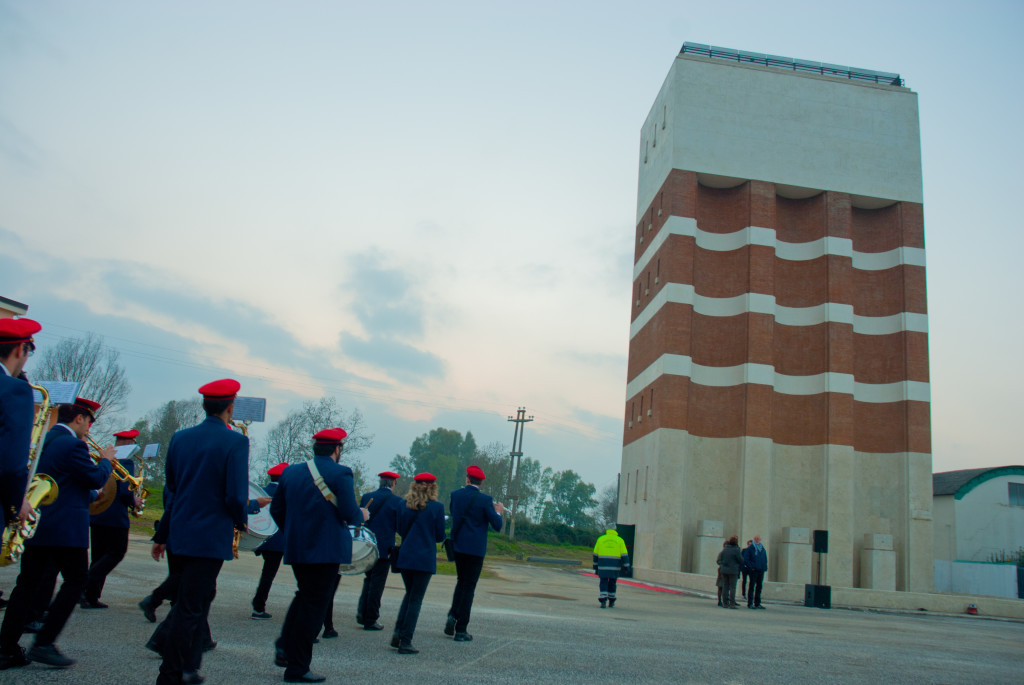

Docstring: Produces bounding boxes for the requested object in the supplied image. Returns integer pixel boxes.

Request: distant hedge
[509,520,599,547]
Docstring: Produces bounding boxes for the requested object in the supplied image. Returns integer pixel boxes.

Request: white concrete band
[630,282,929,340]
[634,217,926,280]
[625,353,931,404]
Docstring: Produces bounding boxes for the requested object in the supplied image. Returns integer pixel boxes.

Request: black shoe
[453,632,473,642]
[24,620,44,633]
[203,640,217,652]
[285,671,327,683]
[444,615,456,636]
[0,647,29,670]
[599,599,607,608]
[608,599,616,608]
[355,613,363,625]
[321,628,339,639]
[139,595,157,623]
[274,648,288,668]
[389,634,400,649]
[757,605,766,610]
[79,598,108,609]
[28,643,76,668]
[251,610,272,620]
[397,641,419,654]
[362,622,384,631]
[182,671,205,684]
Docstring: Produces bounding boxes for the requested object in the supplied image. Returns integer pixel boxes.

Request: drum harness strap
[367,491,392,523]
[306,459,337,507]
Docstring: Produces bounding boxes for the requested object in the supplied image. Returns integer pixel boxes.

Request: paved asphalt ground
[0,535,1021,684]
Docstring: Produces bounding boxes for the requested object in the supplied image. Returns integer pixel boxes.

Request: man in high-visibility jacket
[592,527,630,608]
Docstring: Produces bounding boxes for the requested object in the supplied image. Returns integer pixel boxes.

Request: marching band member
[81,428,144,609]
[153,379,248,685]
[0,318,39,624]
[0,318,40,536]
[356,470,404,631]
[0,397,114,670]
[390,472,446,654]
[250,462,288,620]
[445,465,504,642]
[271,428,367,684]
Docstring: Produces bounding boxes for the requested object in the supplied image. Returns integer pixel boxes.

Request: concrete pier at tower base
[632,566,1024,620]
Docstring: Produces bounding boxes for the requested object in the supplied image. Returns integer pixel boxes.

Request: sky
[1,0,1022,493]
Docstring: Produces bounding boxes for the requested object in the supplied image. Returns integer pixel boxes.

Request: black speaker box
[812,529,829,554]
[804,584,831,609]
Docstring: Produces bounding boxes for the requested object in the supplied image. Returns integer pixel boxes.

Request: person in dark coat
[356,470,404,631]
[742,534,768,609]
[152,379,249,685]
[445,465,504,642]
[0,317,39,536]
[390,472,446,654]
[81,429,144,608]
[0,397,114,670]
[716,535,744,609]
[271,428,368,684]
[250,462,288,620]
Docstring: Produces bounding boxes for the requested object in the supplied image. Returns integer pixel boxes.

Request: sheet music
[142,443,160,459]
[232,396,266,423]
[115,444,140,460]
[32,380,81,405]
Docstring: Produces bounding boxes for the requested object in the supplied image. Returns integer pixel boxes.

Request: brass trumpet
[1,384,58,566]
[86,435,145,491]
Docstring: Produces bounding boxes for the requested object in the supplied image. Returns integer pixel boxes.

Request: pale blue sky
[2,1,1022,490]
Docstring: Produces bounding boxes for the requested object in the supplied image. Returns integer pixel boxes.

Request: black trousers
[84,524,129,602]
[599,576,619,597]
[251,550,283,612]
[278,563,337,679]
[747,569,765,607]
[0,545,87,651]
[323,572,341,631]
[449,552,484,632]
[741,569,750,596]
[357,557,390,626]
[396,570,431,642]
[156,556,222,684]
[150,551,181,606]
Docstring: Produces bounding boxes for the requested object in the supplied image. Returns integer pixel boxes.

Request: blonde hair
[405,481,438,510]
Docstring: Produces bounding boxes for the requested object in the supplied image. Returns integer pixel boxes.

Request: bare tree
[597,484,619,528]
[132,397,204,486]
[35,332,132,436]
[256,397,372,492]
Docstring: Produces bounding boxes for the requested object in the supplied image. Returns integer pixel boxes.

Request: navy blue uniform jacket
[160,416,249,560]
[28,425,112,548]
[448,485,502,557]
[0,370,33,526]
[90,459,136,529]
[359,487,404,558]
[254,481,285,555]
[395,500,446,573]
[271,457,362,565]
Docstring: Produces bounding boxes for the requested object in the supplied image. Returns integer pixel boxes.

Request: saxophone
[0,384,58,566]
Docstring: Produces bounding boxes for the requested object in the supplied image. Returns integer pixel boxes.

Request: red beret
[313,428,347,444]
[378,471,400,480]
[197,378,240,400]
[75,397,101,416]
[0,317,41,344]
[267,462,289,476]
[413,472,436,483]
[466,465,486,481]
[113,429,140,440]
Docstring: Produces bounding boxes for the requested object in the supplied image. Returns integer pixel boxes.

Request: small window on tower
[1009,482,1024,506]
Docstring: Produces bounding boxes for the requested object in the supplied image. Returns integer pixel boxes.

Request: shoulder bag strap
[450,490,481,541]
[307,459,337,508]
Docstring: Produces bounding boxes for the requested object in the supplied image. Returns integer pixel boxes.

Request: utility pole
[504,407,533,541]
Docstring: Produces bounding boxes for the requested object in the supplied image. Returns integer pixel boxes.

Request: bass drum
[237,481,279,552]
[339,526,378,575]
